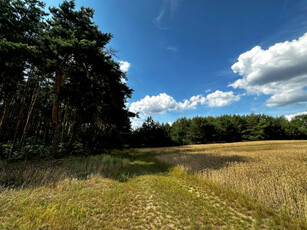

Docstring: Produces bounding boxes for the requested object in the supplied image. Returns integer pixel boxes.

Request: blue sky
[45,0,307,128]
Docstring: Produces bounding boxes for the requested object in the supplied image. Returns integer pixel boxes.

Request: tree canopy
[0,0,134,159]
[131,114,307,148]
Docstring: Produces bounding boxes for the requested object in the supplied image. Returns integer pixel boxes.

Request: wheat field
[1,142,306,229]
[155,140,307,221]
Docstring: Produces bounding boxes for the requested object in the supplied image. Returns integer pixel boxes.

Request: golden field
[0,141,306,229]
[155,140,307,221]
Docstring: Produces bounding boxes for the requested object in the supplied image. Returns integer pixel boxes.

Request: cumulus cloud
[284,111,307,120]
[129,91,240,116]
[230,33,307,107]
[205,90,240,107]
[129,93,178,115]
[119,61,131,73]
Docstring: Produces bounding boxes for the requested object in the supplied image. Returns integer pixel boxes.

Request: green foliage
[0,0,135,159]
[291,115,307,138]
[0,143,11,159]
[188,116,215,144]
[133,114,307,148]
[131,117,173,147]
[117,173,130,182]
[170,117,191,145]
[17,144,50,160]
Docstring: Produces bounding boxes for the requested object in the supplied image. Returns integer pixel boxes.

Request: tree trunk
[67,116,79,154]
[20,87,39,151]
[9,87,28,158]
[43,119,50,146]
[0,94,12,134]
[51,54,69,157]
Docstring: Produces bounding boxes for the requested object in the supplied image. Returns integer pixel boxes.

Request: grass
[0,141,306,229]
[155,140,307,222]
[0,155,130,188]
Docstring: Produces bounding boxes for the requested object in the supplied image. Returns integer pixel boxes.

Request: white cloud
[154,9,166,24]
[131,120,143,129]
[230,33,307,107]
[166,45,178,52]
[129,93,178,115]
[153,0,180,29]
[119,61,131,73]
[284,111,307,120]
[129,90,240,116]
[205,90,240,107]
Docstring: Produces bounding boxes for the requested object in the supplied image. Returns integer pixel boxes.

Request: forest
[0,0,135,159]
[131,114,307,147]
[1,0,307,160]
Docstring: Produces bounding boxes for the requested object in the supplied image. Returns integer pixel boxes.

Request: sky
[45,0,307,128]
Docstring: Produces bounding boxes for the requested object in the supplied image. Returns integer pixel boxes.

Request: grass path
[0,172,290,229]
[0,146,306,229]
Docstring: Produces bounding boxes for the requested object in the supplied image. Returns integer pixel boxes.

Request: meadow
[0,140,306,229]
[155,140,307,221]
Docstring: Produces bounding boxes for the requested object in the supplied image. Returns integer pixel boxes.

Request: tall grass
[0,155,130,189]
[156,140,307,221]
[0,145,306,229]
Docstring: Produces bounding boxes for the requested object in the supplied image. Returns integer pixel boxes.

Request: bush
[14,144,51,160]
[0,143,11,159]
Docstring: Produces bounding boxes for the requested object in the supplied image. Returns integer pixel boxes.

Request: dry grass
[156,140,307,221]
[0,155,130,188]
[0,143,306,229]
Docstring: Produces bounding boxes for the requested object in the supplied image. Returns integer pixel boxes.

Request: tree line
[131,114,307,147]
[1,0,306,160]
[0,0,134,159]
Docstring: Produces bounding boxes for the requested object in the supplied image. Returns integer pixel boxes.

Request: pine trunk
[0,94,12,133]
[51,55,69,157]
[9,87,28,158]
[20,87,39,151]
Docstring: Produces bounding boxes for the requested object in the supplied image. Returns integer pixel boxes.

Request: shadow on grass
[0,150,170,190]
[0,149,246,190]
[155,152,248,173]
